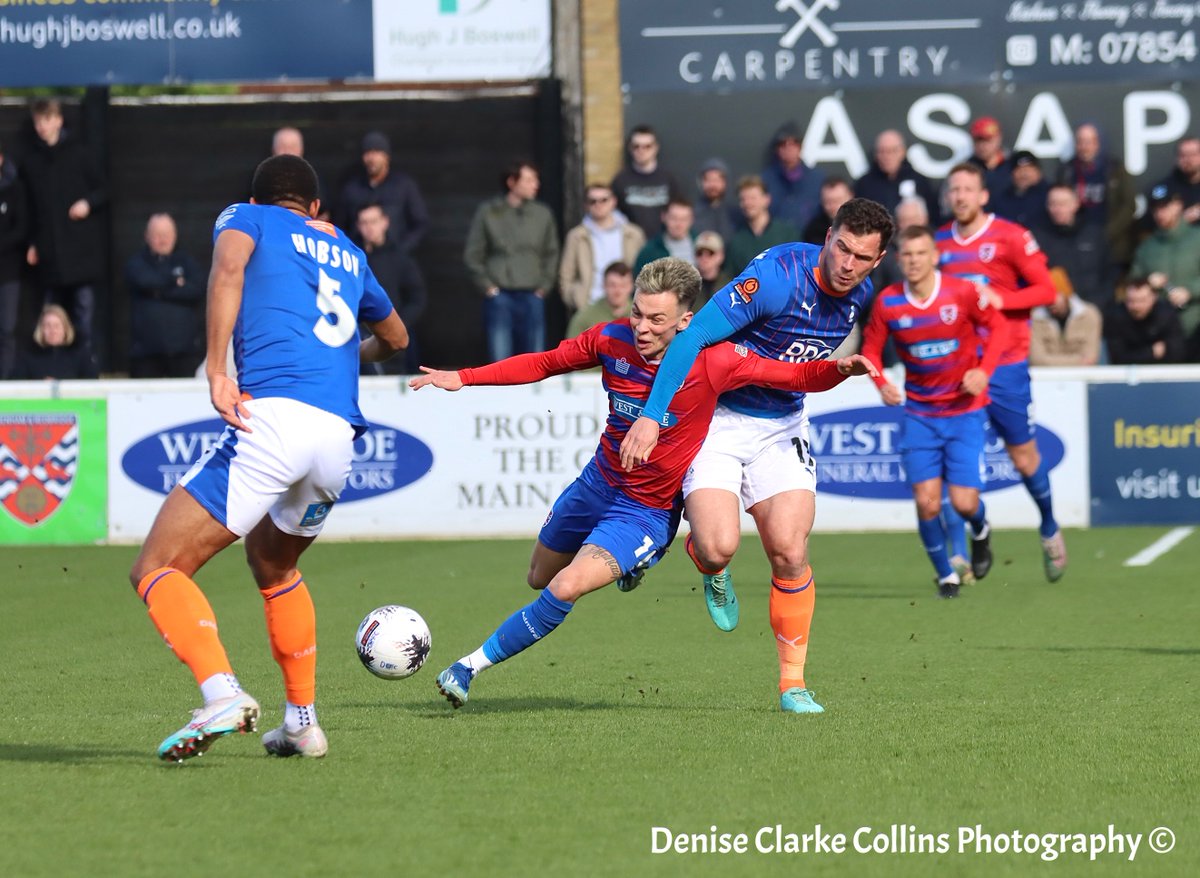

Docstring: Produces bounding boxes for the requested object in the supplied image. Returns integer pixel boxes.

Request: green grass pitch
[1,527,1197,877]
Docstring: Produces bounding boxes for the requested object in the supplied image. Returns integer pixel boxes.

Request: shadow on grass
[0,742,148,764]
[344,696,620,718]
[977,645,1200,656]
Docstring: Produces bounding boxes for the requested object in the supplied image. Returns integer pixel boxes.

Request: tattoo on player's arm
[589,546,622,580]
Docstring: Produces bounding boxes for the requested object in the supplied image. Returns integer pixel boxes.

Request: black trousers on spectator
[0,279,19,379]
[44,283,96,348]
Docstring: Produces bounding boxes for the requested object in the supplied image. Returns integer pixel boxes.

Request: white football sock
[284,702,317,733]
[462,647,493,675]
[199,673,242,705]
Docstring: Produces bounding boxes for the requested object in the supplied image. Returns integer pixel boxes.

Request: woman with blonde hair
[12,304,97,380]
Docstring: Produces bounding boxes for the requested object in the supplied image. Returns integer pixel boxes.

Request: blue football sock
[1022,460,1059,539]
[967,498,988,535]
[918,515,954,580]
[940,498,968,559]
[481,589,574,665]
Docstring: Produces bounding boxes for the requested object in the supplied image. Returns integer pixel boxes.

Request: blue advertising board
[1088,382,1200,526]
[0,0,373,87]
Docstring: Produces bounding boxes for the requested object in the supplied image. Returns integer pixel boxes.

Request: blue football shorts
[900,408,988,489]
[987,361,1036,445]
[539,461,681,577]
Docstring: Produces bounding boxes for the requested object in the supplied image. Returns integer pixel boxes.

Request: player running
[618,199,894,714]
[936,163,1066,581]
[129,155,408,762]
[861,225,1008,597]
[409,258,875,710]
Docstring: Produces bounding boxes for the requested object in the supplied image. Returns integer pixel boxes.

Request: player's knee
[547,573,584,603]
[694,533,737,570]
[916,497,942,520]
[767,545,809,579]
[526,568,549,590]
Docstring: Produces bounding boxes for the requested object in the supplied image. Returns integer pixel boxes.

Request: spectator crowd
[1,100,1198,380]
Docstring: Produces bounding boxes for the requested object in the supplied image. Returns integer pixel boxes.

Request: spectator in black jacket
[125,213,204,378]
[0,137,28,380]
[12,304,97,380]
[802,176,853,245]
[336,131,428,254]
[1105,276,1186,364]
[854,130,939,223]
[611,124,686,239]
[1033,184,1113,308]
[20,98,108,351]
[1151,136,1200,226]
[357,202,427,374]
[992,151,1050,230]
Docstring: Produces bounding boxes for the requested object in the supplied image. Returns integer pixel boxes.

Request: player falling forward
[936,163,1066,581]
[409,258,875,710]
[619,199,894,713]
[861,225,1008,598]
[129,155,407,762]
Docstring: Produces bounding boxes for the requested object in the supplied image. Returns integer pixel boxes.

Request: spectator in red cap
[967,116,1011,194]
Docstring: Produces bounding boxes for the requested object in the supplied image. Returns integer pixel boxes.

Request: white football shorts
[682,404,816,510]
[180,397,354,538]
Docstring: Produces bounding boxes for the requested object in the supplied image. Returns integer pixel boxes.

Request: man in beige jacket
[1029,290,1103,366]
[559,183,644,313]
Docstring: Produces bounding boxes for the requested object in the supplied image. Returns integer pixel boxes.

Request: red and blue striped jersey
[861,273,1006,417]
[934,214,1055,366]
[458,321,848,509]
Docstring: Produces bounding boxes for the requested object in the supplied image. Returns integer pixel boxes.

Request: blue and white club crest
[615,357,631,374]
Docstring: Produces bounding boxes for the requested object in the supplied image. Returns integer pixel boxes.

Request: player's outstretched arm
[409,367,464,392]
[835,354,878,377]
[361,311,409,363]
[207,228,255,432]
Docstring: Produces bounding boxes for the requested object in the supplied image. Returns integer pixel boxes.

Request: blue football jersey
[708,243,871,417]
[213,203,393,431]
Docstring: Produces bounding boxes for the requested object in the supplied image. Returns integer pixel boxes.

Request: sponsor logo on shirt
[609,392,677,427]
[911,339,959,359]
[732,277,760,305]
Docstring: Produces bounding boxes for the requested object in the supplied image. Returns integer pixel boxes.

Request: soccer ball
[355,605,432,680]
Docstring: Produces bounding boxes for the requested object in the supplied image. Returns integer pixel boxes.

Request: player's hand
[1148,271,1168,291]
[1167,287,1190,309]
[26,245,37,266]
[209,373,252,432]
[961,368,989,396]
[879,383,903,406]
[620,416,660,471]
[985,289,1004,310]
[68,199,90,221]
[835,354,878,378]
[408,366,463,392]
[1152,340,1166,360]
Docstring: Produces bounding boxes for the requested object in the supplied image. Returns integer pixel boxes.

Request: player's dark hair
[830,198,895,248]
[30,97,61,118]
[1125,274,1152,290]
[627,124,658,145]
[821,175,853,192]
[897,224,935,244]
[635,257,700,311]
[251,154,319,208]
[502,160,538,192]
[603,261,632,279]
[356,200,386,218]
[948,162,987,187]
[662,197,694,214]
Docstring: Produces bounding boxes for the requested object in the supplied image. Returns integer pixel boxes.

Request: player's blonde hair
[635,258,701,311]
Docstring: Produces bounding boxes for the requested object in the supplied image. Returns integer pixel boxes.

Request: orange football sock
[685,533,724,575]
[261,572,317,706]
[770,568,815,693]
[137,567,233,685]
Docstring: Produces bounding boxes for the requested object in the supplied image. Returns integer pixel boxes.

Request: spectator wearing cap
[694,231,730,310]
[1033,184,1114,309]
[692,157,740,243]
[0,135,28,380]
[802,176,854,245]
[566,261,634,338]
[1130,184,1200,344]
[1104,275,1186,364]
[991,150,1050,229]
[761,120,825,233]
[559,182,644,313]
[611,124,686,239]
[853,130,939,223]
[726,175,800,277]
[1151,136,1200,226]
[967,116,1012,194]
[1030,289,1103,366]
[335,130,429,253]
[1057,122,1135,270]
[634,199,696,275]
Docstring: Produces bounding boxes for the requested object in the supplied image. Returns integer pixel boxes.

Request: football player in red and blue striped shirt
[409,257,875,708]
[862,225,1007,597]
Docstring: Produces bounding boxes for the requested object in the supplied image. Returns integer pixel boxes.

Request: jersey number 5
[313,268,356,347]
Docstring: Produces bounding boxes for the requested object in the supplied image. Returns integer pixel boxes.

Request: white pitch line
[1123,527,1195,567]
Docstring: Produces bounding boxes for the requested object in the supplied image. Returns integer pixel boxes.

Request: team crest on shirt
[940,304,959,324]
[734,344,749,357]
[978,243,996,263]
[0,414,78,527]
[899,315,913,328]
[615,357,631,374]
[732,277,760,305]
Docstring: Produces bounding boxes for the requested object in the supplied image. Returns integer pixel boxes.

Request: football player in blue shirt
[619,198,894,714]
[128,155,408,763]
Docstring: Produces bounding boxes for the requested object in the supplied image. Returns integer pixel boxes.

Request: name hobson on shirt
[650,824,1150,861]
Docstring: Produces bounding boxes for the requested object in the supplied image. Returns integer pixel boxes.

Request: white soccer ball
[355,605,431,680]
